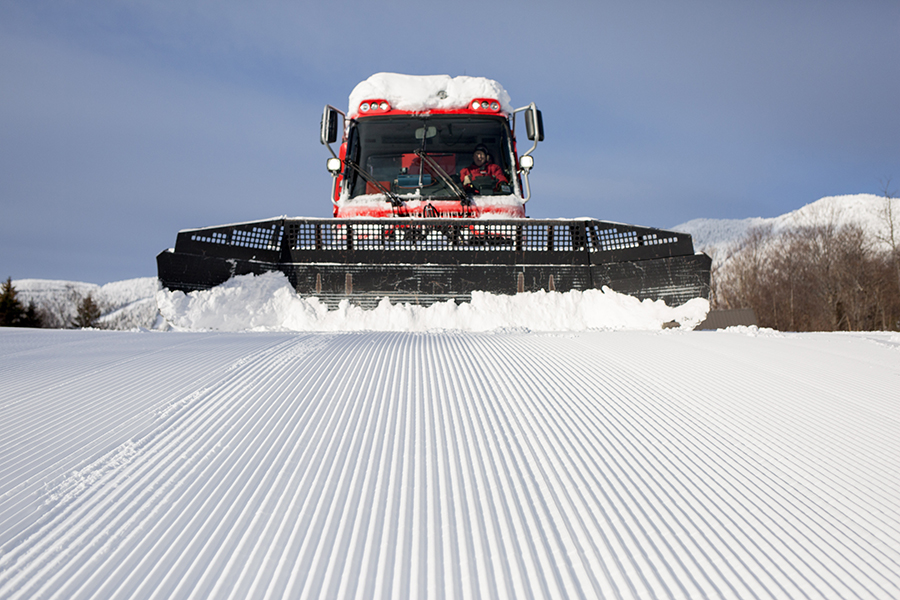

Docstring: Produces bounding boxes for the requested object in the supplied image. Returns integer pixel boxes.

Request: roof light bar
[359,99,391,114]
[470,98,501,112]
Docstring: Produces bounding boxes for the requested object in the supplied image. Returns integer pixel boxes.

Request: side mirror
[525,108,544,142]
[320,105,339,145]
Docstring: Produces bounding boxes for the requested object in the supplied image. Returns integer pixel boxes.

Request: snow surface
[1,326,899,599]
[347,73,513,118]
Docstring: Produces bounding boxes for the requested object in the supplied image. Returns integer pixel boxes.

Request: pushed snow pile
[156,271,708,332]
[348,73,513,118]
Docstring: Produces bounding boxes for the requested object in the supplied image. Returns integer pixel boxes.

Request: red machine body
[321,74,543,219]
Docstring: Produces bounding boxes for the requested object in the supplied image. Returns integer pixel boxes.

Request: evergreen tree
[21,301,45,328]
[0,277,26,327]
[72,294,102,328]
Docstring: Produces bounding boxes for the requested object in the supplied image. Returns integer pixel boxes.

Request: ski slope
[2,327,899,599]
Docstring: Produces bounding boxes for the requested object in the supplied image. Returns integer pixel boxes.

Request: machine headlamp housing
[470,98,501,112]
[359,99,391,114]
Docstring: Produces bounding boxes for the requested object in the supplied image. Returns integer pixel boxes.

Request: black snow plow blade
[157,218,711,308]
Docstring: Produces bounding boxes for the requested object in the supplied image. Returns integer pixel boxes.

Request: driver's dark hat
[474,144,489,154]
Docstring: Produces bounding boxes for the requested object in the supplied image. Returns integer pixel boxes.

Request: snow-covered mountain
[14,277,160,330]
[674,193,900,264]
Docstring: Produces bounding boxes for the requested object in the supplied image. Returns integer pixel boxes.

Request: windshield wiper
[343,159,403,207]
[413,150,470,205]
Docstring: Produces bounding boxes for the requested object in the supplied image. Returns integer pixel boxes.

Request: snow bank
[156,271,708,332]
[348,73,513,118]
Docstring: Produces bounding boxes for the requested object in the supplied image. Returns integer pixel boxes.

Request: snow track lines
[1,329,899,599]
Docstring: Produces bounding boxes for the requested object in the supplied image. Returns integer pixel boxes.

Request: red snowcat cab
[321,74,541,219]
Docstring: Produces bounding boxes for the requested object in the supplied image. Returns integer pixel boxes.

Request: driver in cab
[461,144,508,194]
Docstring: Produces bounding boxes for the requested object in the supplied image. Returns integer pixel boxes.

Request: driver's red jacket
[460,162,508,184]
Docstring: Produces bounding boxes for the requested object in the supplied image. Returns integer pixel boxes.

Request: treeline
[712,222,900,332]
[0,277,103,329]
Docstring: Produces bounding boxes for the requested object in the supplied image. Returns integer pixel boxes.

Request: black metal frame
[158,218,711,307]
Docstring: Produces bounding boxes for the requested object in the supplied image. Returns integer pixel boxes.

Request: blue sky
[2,1,899,284]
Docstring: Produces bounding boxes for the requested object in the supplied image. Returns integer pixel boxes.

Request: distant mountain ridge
[13,277,160,330]
[674,193,899,263]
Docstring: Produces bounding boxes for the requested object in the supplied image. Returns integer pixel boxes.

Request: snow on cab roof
[348,73,513,118]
